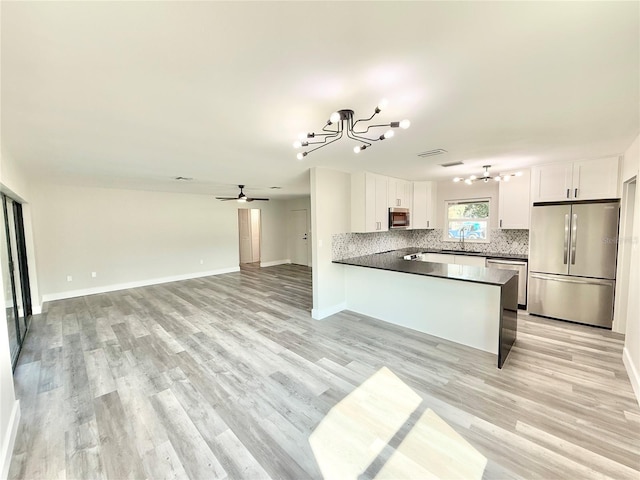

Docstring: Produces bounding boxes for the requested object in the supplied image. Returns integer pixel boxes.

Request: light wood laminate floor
[9,264,640,479]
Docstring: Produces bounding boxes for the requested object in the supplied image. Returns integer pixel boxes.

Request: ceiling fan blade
[248,198,269,201]
[215,197,236,201]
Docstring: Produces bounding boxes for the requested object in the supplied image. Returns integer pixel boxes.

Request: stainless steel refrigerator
[528,201,619,328]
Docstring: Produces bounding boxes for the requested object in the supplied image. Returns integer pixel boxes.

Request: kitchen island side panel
[344,265,501,355]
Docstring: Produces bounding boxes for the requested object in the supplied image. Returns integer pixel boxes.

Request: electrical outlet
[91,272,97,278]
[66,275,72,282]
[199,259,204,265]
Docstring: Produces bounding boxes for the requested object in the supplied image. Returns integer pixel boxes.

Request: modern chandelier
[293,99,410,159]
[453,165,523,185]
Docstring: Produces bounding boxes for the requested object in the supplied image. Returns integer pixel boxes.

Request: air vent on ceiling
[417,149,448,158]
[439,161,464,168]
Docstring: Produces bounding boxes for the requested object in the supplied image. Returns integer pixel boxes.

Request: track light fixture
[293,99,410,159]
[453,165,523,184]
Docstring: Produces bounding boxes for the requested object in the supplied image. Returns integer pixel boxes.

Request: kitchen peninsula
[334,248,518,368]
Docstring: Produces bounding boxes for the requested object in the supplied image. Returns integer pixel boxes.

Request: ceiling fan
[215,185,269,203]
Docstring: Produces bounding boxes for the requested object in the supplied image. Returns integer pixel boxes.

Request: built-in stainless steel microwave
[389,208,410,229]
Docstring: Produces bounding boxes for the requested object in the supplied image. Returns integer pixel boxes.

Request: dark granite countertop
[334,248,517,286]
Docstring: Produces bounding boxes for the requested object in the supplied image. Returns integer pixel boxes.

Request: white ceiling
[2,1,639,199]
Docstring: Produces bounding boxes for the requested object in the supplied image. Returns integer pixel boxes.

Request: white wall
[618,134,640,405]
[310,168,350,319]
[29,182,288,301]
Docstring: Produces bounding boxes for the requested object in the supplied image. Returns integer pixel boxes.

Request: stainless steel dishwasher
[485,258,528,308]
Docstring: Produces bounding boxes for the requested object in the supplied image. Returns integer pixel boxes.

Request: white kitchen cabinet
[351,172,389,233]
[388,177,413,208]
[572,157,620,200]
[420,253,486,267]
[531,157,619,202]
[421,253,451,264]
[412,181,437,229]
[454,255,487,267]
[498,170,530,229]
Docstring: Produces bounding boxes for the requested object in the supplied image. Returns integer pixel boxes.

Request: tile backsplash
[332,229,529,260]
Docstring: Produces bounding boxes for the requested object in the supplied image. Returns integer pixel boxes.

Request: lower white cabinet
[421,253,451,263]
[421,253,486,267]
[454,255,487,267]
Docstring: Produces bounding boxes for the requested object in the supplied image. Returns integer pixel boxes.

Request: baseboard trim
[312,302,346,320]
[0,400,20,480]
[259,259,291,268]
[623,346,640,407]
[41,267,240,303]
[31,305,42,315]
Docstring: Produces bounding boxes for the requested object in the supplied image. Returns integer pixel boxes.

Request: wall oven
[389,208,410,229]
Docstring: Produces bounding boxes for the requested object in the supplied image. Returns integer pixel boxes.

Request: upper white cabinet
[412,181,437,229]
[531,157,620,202]
[572,157,620,200]
[351,172,389,233]
[388,177,413,208]
[498,170,531,229]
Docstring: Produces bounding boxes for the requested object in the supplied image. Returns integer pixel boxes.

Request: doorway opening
[238,208,261,269]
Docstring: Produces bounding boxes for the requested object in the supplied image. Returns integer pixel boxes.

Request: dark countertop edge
[334,249,517,287]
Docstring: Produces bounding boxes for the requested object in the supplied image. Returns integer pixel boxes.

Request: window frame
[443,197,491,244]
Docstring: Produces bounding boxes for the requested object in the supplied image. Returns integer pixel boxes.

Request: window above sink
[444,198,491,244]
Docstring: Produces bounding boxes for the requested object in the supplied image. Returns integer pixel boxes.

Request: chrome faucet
[459,225,468,251]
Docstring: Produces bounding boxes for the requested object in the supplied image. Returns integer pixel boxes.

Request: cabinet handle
[574,188,578,198]
[500,219,502,228]
[427,220,430,228]
[566,188,570,199]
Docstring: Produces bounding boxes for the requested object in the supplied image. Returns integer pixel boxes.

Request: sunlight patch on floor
[309,366,487,479]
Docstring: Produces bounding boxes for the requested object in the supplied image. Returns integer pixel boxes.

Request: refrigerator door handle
[563,214,570,264]
[530,273,613,286]
[571,213,578,265]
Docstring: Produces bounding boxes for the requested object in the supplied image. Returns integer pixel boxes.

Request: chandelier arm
[352,111,379,129]
[305,132,341,146]
[349,130,381,142]
[321,122,342,134]
[305,131,345,154]
[346,130,375,144]
[352,123,392,135]
[311,132,339,137]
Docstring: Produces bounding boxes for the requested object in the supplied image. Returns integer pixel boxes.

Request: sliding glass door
[1,194,31,369]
